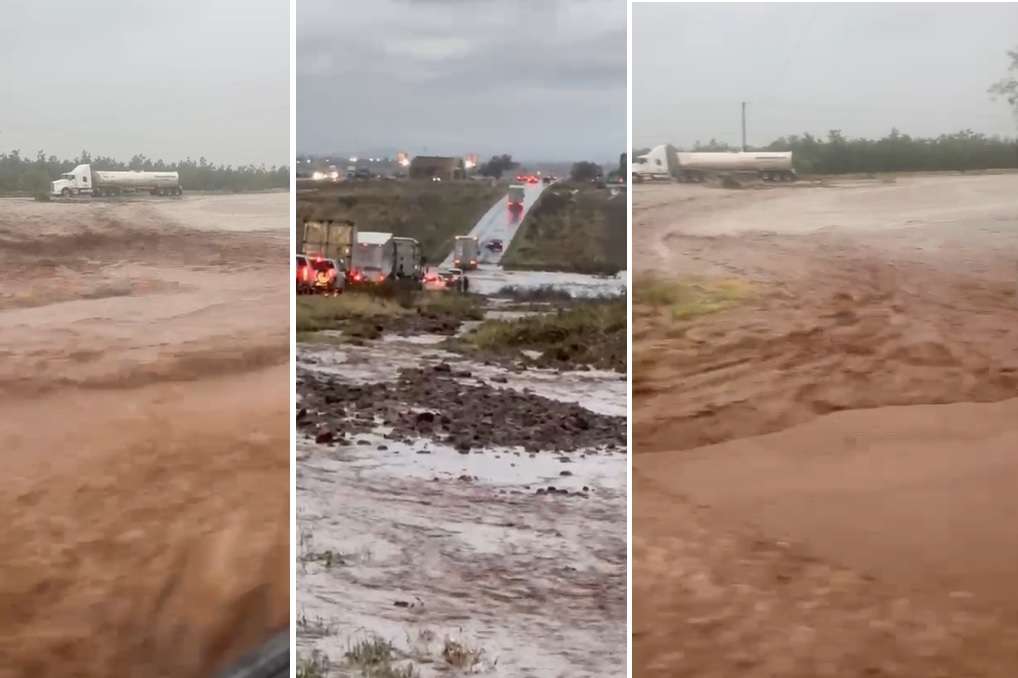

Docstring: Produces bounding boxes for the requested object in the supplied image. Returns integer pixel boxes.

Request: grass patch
[297,612,337,639]
[417,292,484,321]
[465,299,626,371]
[296,294,406,332]
[345,637,396,667]
[634,275,751,320]
[297,650,331,678]
[502,182,626,274]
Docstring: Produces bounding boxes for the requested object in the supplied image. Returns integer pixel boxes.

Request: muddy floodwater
[296,335,626,676]
[0,194,288,677]
[633,173,1018,677]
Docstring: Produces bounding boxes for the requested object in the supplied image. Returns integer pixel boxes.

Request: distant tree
[989,48,1018,116]
[478,153,518,179]
[0,150,289,194]
[570,161,602,181]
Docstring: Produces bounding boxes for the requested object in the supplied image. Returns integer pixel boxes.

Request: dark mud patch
[297,365,625,453]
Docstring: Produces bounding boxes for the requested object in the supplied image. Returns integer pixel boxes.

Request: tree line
[636,128,1018,175]
[0,149,289,194]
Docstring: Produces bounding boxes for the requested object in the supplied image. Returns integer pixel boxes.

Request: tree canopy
[0,150,289,194]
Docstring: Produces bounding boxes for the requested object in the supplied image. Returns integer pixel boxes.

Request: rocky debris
[297,365,625,453]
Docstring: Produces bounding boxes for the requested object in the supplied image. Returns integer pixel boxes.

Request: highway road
[441,180,547,268]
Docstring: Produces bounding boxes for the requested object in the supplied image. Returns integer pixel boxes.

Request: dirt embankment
[0,195,289,677]
[633,175,1018,677]
[296,180,503,263]
[501,182,627,274]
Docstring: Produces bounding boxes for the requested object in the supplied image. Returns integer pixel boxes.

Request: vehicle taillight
[470,259,476,265]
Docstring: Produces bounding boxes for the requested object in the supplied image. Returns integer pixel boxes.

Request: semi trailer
[452,235,480,270]
[50,164,182,197]
[392,236,422,280]
[350,231,396,283]
[507,184,526,210]
[299,220,357,270]
[632,145,797,183]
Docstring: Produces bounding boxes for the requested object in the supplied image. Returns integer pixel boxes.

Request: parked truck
[50,163,182,197]
[452,235,480,270]
[392,236,422,280]
[507,184,526,210]
[632,145,797,183]
[299,220,357,270]
[350,231,395,283]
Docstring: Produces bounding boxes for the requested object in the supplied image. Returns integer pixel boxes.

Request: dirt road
[633,174,1018,676]
[0,194,288,677]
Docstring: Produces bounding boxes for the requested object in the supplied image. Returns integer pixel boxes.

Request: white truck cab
[632,145,673,183]
[50,165,94,196]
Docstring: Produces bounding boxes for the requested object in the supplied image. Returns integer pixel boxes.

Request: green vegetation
[0,149,287,194]
[569,160,603,181]
[634,275,751,321]
[465,300,626,371]
[296,294,405,333]
[296,290,484,342]
[297,651,331,678]
[477,153,519,179]
[501,182,626,275]
[989,47,1018,114]
[297,180,503,263]
[342,637,419,677]
[636,127,1018,176]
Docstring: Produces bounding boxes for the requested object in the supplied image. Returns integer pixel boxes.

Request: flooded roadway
[296,332,626,676]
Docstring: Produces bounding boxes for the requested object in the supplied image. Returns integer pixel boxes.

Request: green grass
[417,292,484,320]
[501,182,626,274]
[297,180,504,263]
[297,651,331,678]
[296,294,406,332]
[466,300,626,371]
[633,275,751,320]
[345,637,396,667]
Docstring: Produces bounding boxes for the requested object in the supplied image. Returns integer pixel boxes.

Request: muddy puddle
[297,330,626,676]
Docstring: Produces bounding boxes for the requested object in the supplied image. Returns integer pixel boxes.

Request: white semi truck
[632,145,797,183]
[50,164,182,197]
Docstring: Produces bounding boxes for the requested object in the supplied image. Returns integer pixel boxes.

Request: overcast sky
[634,3,1018,150]
[0,0,288,167]
[298,0,625,163]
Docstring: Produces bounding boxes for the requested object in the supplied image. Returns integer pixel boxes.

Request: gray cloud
[0,0,288,166]
[298,0,625,163]
[633,3,1018,149]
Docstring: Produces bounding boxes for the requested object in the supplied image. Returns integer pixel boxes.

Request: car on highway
[526,175,539,184]
[542,176,554,184]
[309,256,345,294]
[485,239,504,253]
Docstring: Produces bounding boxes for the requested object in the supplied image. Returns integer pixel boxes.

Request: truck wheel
[61,188,72,197]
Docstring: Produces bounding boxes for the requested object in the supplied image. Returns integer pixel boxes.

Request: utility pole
[741,101,747,152]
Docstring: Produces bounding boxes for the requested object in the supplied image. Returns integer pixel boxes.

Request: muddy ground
[633,174,1018,676]
[296,333,626,677]
[0,194,288,677]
